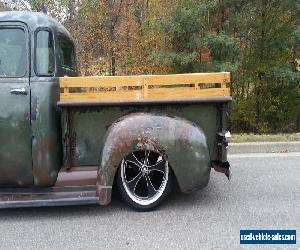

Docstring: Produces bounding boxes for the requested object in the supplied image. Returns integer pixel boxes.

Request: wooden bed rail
[59,72,231,102]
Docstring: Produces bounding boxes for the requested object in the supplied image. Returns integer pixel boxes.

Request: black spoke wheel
[117,150,172,211]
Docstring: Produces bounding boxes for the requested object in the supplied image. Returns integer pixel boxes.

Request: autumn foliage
[1,0,300,133]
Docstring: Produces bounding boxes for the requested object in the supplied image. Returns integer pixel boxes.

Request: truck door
[0,23,33,186]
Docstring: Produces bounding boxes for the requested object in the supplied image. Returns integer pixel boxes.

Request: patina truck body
[0,11,231,211]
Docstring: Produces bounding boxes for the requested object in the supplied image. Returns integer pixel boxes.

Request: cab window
[0,28,26,77]
[35,29,54,76]
[58,36,75,69]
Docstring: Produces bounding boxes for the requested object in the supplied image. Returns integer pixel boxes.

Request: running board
[0,186,98,209]
[0,167,101,209]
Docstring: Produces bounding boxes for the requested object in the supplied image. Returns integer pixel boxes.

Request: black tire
[117,150,173,212]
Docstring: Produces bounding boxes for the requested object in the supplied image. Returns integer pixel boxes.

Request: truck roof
[0,11,73,41]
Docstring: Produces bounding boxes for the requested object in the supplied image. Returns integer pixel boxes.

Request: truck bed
[57,73,231,206]
[57,72,231,169]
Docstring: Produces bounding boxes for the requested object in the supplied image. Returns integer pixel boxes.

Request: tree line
[1,0,300,133]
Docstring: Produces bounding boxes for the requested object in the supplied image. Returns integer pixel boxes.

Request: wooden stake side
[60,72,231,102]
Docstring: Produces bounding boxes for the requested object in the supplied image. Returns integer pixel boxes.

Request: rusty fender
[96,113,211,205]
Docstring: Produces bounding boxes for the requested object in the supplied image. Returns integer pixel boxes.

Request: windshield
[0,28,26,77]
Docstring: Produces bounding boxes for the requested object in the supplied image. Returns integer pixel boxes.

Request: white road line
[228,152,300,158]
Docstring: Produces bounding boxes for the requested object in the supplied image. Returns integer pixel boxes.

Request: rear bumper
[212,130,231,180]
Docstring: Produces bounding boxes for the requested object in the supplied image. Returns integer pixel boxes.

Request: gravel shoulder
[231,133,300,143]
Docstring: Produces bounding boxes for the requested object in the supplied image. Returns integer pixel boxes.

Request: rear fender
[97,113,211,205]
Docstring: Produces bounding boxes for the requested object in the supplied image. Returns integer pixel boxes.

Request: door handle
[10,88,27,95]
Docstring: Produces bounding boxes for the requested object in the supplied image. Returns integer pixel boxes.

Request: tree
[0,1,9,11]
[154,0,239,73]
[231,0,300,132]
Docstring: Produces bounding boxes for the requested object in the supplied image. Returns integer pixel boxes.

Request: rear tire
[117,150,172,211]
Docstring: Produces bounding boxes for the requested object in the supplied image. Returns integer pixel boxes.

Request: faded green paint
[62,102,224,202]
[0,79,33,186]
[30,78,62,186]
[69,103,220,166]
[0,12,75,187]
[0,20,33,187]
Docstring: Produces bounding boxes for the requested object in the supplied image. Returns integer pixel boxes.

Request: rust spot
[96,174,111,205]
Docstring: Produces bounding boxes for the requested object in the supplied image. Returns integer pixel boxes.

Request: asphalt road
[0,153,299,250]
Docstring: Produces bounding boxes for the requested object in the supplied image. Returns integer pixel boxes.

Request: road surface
[0,153,299,249]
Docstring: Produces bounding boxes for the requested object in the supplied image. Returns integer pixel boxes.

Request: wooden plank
[60,72,230,88]
[59,72,231,102]
[147,88,230,99]
[61,90,143,101]
[60,88,230,102]
[60,76,143,88]
[143,72,230,86]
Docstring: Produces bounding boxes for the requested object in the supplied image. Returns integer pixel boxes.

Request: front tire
[117,150,172,211]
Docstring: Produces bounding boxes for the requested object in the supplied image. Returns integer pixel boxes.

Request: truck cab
[0,11,76,187]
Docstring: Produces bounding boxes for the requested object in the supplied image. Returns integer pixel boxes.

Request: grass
[231,133,300,143]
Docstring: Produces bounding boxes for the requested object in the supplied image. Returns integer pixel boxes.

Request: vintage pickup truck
[0,11,231,211]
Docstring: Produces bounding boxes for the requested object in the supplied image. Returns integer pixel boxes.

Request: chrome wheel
[120,150,169,206]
